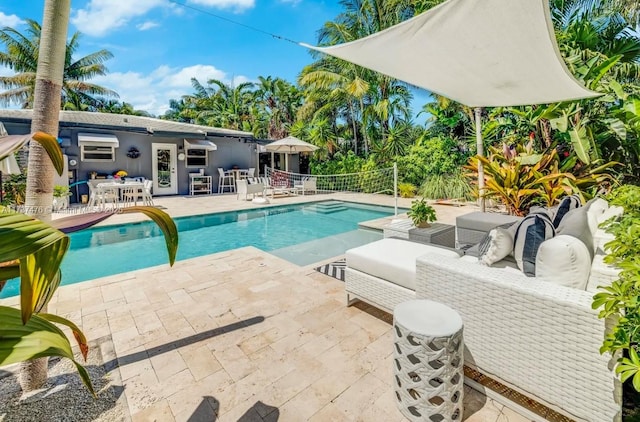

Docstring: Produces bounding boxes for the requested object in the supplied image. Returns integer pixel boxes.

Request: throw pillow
[478,227,515,266]
[535,235,592,290]
[529,205,558,222]
[513,213,555,276]
[552,194,582,228]
[556,206,595,259]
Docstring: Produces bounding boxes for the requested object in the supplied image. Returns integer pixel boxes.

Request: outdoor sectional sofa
[344,204,623,421]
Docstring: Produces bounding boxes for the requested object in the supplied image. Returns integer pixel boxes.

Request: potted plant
[407,197,437,228]
[52,184,71,211]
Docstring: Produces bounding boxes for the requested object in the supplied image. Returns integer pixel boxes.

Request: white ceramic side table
[393,299,464,421]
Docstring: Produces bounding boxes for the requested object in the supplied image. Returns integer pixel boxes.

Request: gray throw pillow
[556,206,595,260]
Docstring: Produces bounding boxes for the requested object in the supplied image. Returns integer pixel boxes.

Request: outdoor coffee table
[384,220,455,248]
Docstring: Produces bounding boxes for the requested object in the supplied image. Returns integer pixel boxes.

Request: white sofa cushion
[346,238,460,290]
[535,235,591,289]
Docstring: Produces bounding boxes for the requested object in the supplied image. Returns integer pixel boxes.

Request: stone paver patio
[2,194,542,421]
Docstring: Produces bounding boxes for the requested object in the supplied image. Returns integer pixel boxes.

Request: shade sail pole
[475,107,485,212]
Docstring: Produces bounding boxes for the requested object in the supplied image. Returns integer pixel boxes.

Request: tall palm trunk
[20,0,70,393]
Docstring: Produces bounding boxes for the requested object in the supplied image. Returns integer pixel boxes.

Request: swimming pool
[0,201,396,298]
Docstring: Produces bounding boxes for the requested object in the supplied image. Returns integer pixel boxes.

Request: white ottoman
[393,300,464,421]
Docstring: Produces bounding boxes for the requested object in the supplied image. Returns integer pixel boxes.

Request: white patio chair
[122,182,144,206]
[247,167,255,178]
[142,180,154,206]
[218,168,235,193]
[87,180,118,210]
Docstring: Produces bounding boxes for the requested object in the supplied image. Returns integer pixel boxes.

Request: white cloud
[71,0,166,37]
[92,64,252,115]
[72,0,255,37]
[137,21,159,31]
[0,12,22,28]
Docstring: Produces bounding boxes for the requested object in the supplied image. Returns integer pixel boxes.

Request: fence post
[394,163,398,216]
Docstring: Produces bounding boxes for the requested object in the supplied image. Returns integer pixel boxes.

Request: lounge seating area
[344,197,624,421]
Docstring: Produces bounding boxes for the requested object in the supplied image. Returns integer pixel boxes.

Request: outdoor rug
[314,259,346,282]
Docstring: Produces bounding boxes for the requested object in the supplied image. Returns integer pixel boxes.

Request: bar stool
[218,168,235,194]
[393,299,464,421]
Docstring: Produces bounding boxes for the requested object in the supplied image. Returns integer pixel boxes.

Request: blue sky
[0,1,430,119]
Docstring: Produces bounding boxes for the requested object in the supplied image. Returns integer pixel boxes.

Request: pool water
[0,201,395,298]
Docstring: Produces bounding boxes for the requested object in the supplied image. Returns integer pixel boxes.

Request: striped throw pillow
[513,213,556,276]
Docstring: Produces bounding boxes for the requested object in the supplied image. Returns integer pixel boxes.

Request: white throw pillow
[478,227,514,266]
[535,235,591,290]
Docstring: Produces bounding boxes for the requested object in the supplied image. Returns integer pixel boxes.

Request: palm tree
[0,19,117,108]
[184,78,255,131]
[255,76,302,139]
[21,0,70,392]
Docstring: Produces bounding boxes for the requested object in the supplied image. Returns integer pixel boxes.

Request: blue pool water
[1,201,396,298]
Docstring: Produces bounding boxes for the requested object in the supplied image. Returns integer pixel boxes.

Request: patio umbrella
[265,136,318,172]
[0,153,21,202]
[301,0,600,210]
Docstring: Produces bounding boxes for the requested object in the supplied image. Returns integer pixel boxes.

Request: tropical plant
[0,132,179,394]
[407,197,437,227]
[2,173,26,205]
[0,19,117,108]
[52,184,70,198]
[592,185,640,397]
[466,143,575,216]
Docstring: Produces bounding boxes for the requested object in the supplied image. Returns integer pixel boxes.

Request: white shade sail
[78,133,119,147]
[301,0,599,107]
[265,136,319,153]
[185,139,217,151]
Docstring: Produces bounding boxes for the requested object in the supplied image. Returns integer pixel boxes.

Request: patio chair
[218,168,235,193]
[142,180,154,206]
[247,167,255,178]
[87,180,118,209]
[293,177,317,195]
[236,179,264,200]
[122,182,144,206]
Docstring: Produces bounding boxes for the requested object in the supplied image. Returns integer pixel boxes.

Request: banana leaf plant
[0,133,178,395]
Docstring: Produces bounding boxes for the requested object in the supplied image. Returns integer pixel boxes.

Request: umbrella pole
[475,107,485,212]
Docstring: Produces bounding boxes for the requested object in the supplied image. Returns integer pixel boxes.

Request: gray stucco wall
[3,120,303,201]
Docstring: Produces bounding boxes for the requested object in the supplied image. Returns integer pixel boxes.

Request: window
[186,148,207,167]
[81,145,116,162]
[78,133,119,162]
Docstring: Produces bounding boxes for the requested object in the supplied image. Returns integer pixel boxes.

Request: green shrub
[593,185,640,395]
[397,135,469,186]
[419,172,473,201]
[398,182,417,198]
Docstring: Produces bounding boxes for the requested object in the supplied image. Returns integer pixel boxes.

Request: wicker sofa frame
[415,253,621,421]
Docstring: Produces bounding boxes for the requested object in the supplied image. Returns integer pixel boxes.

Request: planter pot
[416,222,431,228]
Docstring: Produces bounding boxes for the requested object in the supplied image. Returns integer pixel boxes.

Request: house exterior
[0,109,287,201]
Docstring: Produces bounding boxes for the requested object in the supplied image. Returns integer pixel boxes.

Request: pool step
[305,201,348,214]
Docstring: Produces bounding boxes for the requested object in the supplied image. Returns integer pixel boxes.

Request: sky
[0,1,430,120]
